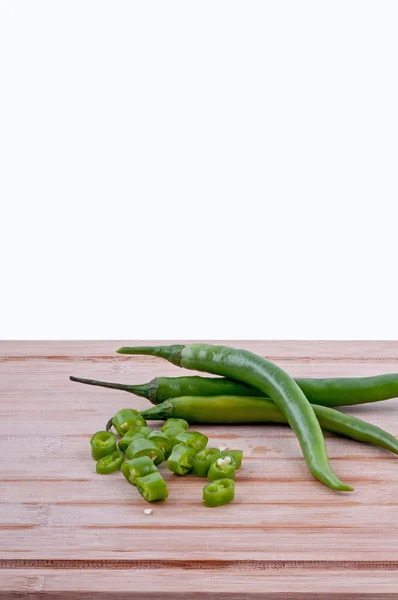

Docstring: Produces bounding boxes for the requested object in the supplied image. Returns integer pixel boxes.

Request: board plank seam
[2,560,398,571]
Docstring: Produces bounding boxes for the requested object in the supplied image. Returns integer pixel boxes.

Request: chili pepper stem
[70,375,150,398]
[141,400,174,421]
[117,345,185,366]
[106,417,114,432]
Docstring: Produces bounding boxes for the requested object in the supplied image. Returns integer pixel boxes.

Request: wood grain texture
[1,341,398,598]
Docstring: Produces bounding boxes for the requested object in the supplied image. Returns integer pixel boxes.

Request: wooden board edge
[1,340,398,359]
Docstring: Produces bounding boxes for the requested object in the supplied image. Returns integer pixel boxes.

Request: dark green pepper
[90,431,117,460]
[207,456,237,481]
[161,424,188,446]
[147,431,173,459]
[221,449,243,469]
[118,427,152,453]
[136,472,169,502]
[161,418,189,432]
[174,430,208,452]
[116,344,353,492]
[203,479,235,507]
[167,443,196,475]
[111,409,147,436]
[133,426,152,437]
[126,438,165,465]
[121,456,158,485]
[96,450,124,474]
[192,447,221,477]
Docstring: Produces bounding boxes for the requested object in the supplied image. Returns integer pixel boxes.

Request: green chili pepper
[208,456,237,481]
[161,424,188,446]
[90,431,117,460]
[118,344,353,492]
[96,450,124,474]
[193,448,221,477]
[136,472,169,502]
[221,450,243,469]
[111,408,147,436]
[161,418,189,446]
[147,431,173,459]
[135,426,152,437]
[121,456,158,485]
[174,430,208,452]
[161,418,189,432]
[71,372,398,408]
[140,396,398,457]
[126,438,164,465]
[203,479,235,507]
[167,443,196,475]
[118,429,150,453]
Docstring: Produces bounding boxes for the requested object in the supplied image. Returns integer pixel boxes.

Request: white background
[1,1,397,340]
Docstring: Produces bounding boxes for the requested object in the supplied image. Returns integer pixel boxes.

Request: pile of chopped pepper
[72,342,398,498]
[90,409,242,507]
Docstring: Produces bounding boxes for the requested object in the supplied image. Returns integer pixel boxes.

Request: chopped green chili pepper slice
[147,431,173,459]
[220,450,243,469]
[121,456,158,485]
[203,479,235,507]
[90,431,117,460]
[136,471,169,502]
[174,430,208,452]
[118,429,149,453]
[161,418,189,432]
[112,409,147,436]
[161,424,188,446]
[167,443,196,475]
[126,438,165,465]
[96,450,124,474]
[134,426,152,437]
[192,447,221,477]
[207,456,237,481]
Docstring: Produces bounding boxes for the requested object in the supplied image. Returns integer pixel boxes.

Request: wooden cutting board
[2,341,398,599]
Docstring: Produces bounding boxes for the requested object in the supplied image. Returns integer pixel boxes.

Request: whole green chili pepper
[90,431,117,460]
[121,456,158,485]
[147,431,173,459]
[221,450,243,469]
[193,448,221,477]
[167,443,196,475]
[118,429,149,453]
[208,456,237,481]
[117,344,353,492]
[111,409,147,436]
[70,373,398,407]
[140,396,398,456]
[96,450,124,474]
[126,438,165,465]
[174,430,208,452]
[136,472,169,502]
[203,479,235,507]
